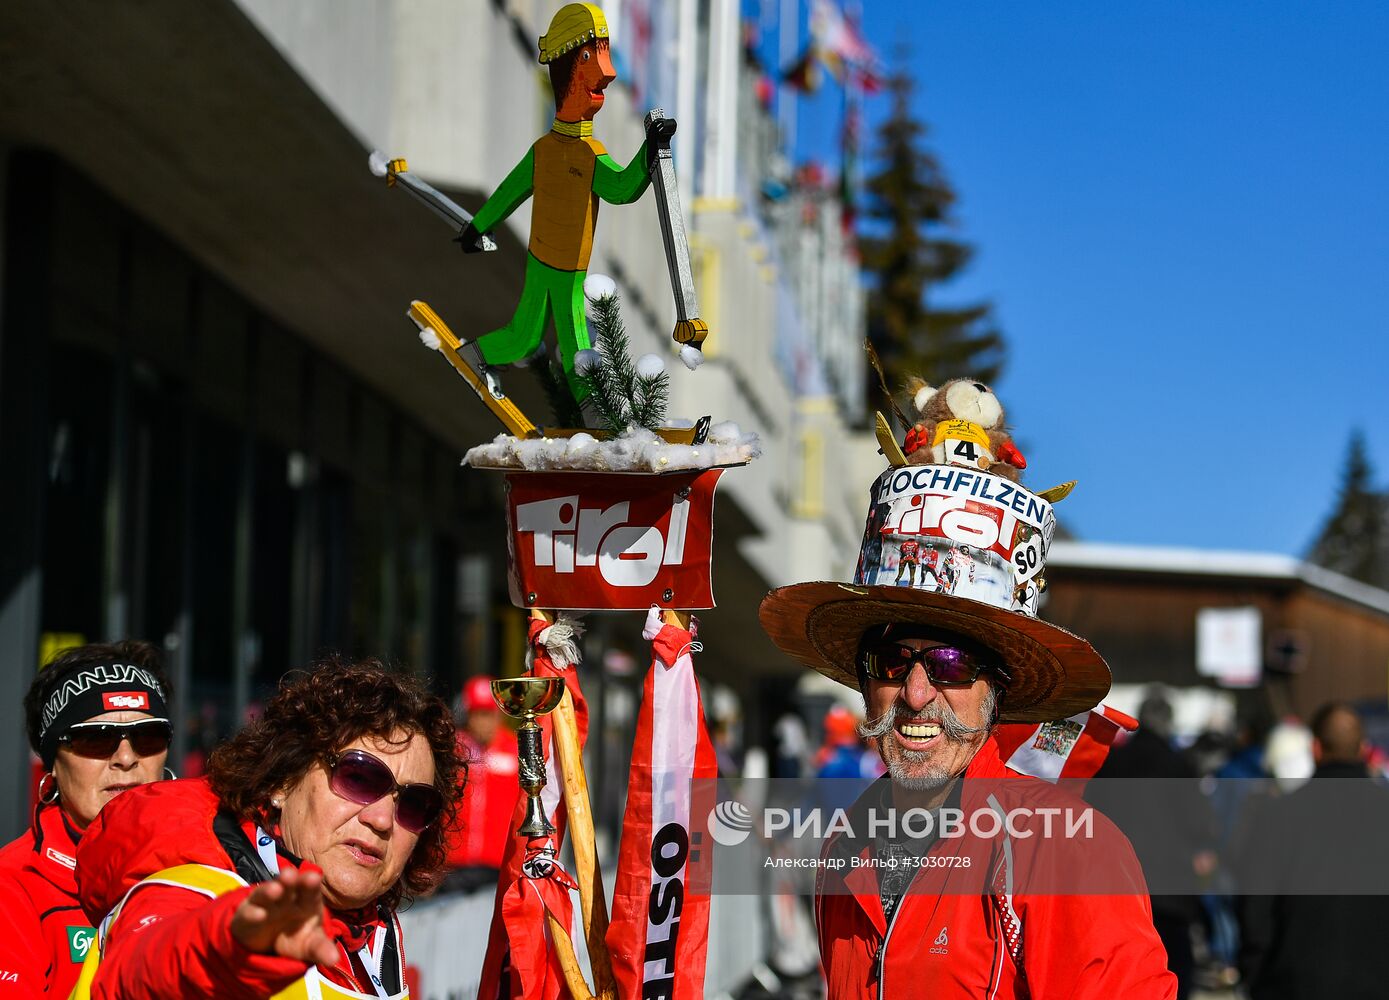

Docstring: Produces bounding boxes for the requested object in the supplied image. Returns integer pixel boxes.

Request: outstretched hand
[230,866,339,967]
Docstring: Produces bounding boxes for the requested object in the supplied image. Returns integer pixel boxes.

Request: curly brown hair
[207,659,463,909]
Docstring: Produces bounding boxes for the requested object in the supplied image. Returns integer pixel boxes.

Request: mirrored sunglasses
[857,640,1006,687]
[60,719,173,759]
[325,749,443,835]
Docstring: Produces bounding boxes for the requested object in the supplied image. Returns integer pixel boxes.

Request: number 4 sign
[932,419,994,471]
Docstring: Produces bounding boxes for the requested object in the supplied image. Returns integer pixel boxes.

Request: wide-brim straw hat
[759,581,1111,724]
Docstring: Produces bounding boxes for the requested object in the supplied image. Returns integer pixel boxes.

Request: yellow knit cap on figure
[538,3,609,64]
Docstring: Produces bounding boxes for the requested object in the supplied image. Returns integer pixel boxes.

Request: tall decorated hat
[759,378,1110,724]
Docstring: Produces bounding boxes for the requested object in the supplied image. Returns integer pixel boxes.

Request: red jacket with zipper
[76,777,401,1000]
[0,803,95,999]
[814,738,1177,999]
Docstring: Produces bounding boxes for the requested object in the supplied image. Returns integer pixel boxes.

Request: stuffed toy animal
[901,377,1027,482]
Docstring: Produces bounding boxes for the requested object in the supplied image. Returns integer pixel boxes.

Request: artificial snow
[464,424,761,473]
[679,345,704,370]
[583,273,617,303]
[573,348,601,373]
[635,353,666,379]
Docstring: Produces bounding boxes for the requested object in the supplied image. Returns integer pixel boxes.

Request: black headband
[39,662,168,767]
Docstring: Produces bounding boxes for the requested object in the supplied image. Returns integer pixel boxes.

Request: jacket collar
[828,732,1014,931]
[237,817,389,952]
[29,802,81,893]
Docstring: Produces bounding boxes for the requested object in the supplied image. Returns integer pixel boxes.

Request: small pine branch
[575,293,669,434]
[629,368,670,429]
[530,354,585,428]
[578,337,626,435]
[594,296,639,399]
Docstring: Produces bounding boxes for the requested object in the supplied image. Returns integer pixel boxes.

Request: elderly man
[760,381,1176,998]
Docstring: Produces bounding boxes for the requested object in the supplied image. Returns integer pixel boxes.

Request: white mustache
[858,699,988,744]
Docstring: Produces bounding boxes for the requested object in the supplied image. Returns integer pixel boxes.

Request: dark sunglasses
[858,639,1008,687]
[325,749,443,835]
[60,719,173,759]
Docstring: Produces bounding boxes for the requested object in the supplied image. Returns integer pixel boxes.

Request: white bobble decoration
[679,345,704,370]
[367,150,390,177]
[583,273,617,302]
[574,349,602,373]
[636,353,666,379]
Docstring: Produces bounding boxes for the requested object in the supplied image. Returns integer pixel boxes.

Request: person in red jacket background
[0,639,173,999]
[442,676,518,893]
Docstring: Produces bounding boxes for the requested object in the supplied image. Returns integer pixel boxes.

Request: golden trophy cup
[492,676,566,836]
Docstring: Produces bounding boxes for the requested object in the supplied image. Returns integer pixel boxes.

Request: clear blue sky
[783,1,1388,556]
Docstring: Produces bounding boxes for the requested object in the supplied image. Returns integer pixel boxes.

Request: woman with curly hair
[75,659,463,999]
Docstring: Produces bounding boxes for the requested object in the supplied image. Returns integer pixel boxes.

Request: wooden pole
[546,912,596,1000]
[532,609,617,1000]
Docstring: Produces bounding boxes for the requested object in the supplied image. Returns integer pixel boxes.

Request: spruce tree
[860,71,1004,413]
[1307,431,1388,587]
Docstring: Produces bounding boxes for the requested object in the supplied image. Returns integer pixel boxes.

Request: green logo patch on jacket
[67,926,95,963]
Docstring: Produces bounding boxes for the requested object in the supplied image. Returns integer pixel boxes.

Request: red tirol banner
[606,608,719,1000]
[477,617,590,1000]
[993,704,1138,786]
[505,470,724,611]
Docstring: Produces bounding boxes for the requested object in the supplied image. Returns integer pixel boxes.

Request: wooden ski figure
[451,2,670,401]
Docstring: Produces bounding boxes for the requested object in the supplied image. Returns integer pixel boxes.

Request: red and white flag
[606,607,719,1000]
[994,704,1139,786]
[477,616,589,1000]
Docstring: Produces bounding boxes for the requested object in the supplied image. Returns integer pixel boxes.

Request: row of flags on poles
[776,0,882,97]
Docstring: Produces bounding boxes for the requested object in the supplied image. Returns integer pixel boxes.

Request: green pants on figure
[479,254,591,399]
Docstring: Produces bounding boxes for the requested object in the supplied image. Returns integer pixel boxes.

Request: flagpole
[546,912,598,1000]
[779,0,798,150]
[532,609,617,1000]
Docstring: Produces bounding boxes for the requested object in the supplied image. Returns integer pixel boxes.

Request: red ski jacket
[814,739,1177,999]
[0,803,96,999]
[76,778,405,1000]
